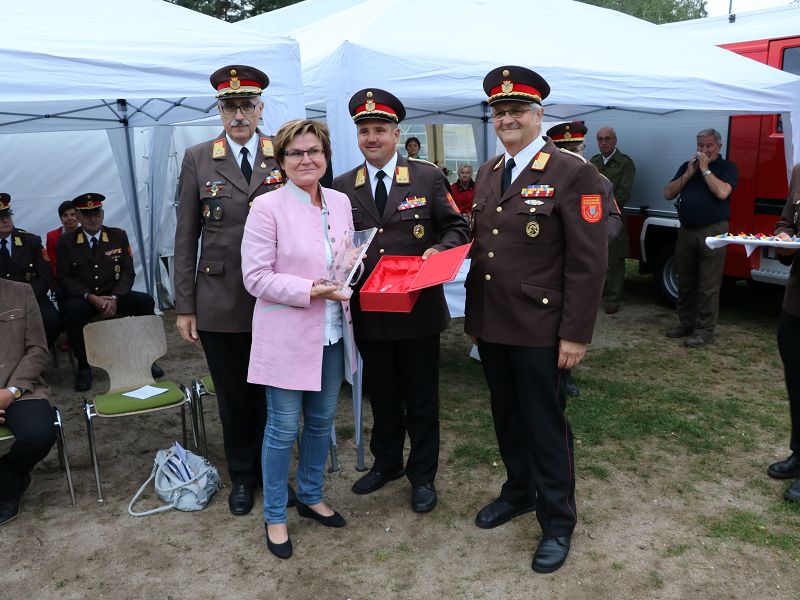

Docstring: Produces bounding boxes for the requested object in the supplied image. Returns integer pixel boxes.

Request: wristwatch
[7,386,22,400]
[702,169,712,177]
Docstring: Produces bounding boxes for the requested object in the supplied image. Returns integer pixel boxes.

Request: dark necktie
[375,170,388,216]
[240,147,252,184]
[0,238,9,273]
[501,157,516,195]
[91,236,99,258]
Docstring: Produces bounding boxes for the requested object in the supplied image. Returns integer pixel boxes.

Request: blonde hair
[273,119,332,167]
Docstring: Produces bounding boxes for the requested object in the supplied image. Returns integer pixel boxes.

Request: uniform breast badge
[413,224,425,239]
[526,220,540,238]
[202,204,211,219]
[210,183,219,197]
[395,166,410,184]
[521,185,554,198]
[214,205,224,220]
[398,196,427,211]
[264,170,283,185]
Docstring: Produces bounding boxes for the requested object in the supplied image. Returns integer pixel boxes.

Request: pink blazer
[242,183,356,391]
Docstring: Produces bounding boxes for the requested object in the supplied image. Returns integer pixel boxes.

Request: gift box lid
[407,242,472,292]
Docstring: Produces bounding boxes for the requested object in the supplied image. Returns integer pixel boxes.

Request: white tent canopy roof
[1,0,305,133]
[239,0,800,173]
[663,4,800,44]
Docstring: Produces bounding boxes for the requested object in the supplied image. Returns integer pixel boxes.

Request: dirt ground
[3,285,800,600]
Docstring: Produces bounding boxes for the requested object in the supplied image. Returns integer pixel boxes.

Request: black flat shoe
[265,523,292,559]
[768,453,800,480]
[228,482,255,516]
[475,498,536,529]
[151,362,164,379]
[295,499,346,528]
[784,479,800,502]
[411,482,437,513]
[532,535,571,573]
[351,468,405,495]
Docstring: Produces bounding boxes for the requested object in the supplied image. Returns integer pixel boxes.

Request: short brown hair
[273,119,332,167]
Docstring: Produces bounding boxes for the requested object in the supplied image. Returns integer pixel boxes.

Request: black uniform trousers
[778,310,800,454]
[38,297,61,349]
[478,340,577,538]
[0,399,56,501]
[61,291,155,368]
[198,330,266,486]
[357,335,440,486]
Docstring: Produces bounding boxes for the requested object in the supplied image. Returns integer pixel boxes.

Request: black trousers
[38,297,61,349]
[61,291,155,368]
[358,335,440,486]
[478,340,577,538]
[199,330,266,486]
[0,399,56,501]
[778,310,800,454]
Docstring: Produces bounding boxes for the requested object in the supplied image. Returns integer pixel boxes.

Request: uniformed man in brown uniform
[332,89,468,513]
[0,195,60,347]
[57,194,156,391]
[768,163,800,501]
[465,67,608,573]
[173,65,285,516]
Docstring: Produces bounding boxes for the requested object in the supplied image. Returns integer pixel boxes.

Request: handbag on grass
[128,442,221,517]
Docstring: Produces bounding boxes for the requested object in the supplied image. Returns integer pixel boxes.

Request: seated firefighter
[0,279,56,526]
[56,194,161,391]
[0,194,61,348]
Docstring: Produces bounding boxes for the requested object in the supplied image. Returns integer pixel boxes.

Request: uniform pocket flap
[520,282,562,308]
[399,207,431,221]
[0,308,24,322]
[198,258,224,276]
[516,200,555,216]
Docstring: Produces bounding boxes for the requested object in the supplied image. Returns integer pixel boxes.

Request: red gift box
[359,242,472,312]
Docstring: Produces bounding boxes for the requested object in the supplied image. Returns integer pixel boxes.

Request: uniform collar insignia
[76,232,85,244]
[355,166,366,188]
[101,231,109,243]
[493,157,504,171]
[395,166,410,185]
[530,151,551,171]
[13,236,22,246]
[212,138,226,159]
[260,137,274,158]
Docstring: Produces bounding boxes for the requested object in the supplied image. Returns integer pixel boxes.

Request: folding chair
[83,315,201,502]
[0,406,77,506]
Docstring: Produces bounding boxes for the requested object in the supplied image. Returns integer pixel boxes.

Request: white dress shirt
[226,132,259,170]
[365,151,399,199]
[504,136,547,185]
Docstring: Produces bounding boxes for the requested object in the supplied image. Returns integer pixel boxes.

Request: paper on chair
[123,385,168,399]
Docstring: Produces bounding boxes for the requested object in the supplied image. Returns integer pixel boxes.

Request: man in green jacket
[590,127,636,314]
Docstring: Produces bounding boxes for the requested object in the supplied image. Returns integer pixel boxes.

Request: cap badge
[365,91,375,112]
[501,80,513,94]
[563,132,572,140]
[87,200,95,209]
[229,69,240,90]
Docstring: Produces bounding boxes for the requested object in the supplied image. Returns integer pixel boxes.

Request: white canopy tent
[0,0,305,299]
[239,0,800,175]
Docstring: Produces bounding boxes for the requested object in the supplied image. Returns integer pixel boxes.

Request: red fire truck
[606,7,800,305]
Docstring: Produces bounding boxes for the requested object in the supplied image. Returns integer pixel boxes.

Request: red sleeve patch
[581,195,602,223]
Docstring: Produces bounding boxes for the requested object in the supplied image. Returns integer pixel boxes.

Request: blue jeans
[262,340,344,523]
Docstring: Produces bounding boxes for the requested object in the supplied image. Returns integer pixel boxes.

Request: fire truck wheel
[653,244,678,307]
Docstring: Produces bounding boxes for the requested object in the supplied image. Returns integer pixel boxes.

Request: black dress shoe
[411,482,437,513]
[74,368,93,392]
[351,468,405,495]
[784,479,800,502]
[295,499,346,527]
[475,499,536,529]
[287,484,296,508]
[151,362,164,379]
[228,482,255,516]
[0,497,20,526]
[768,453,800,479]
[532,535,571,573]
[264,523,292,559]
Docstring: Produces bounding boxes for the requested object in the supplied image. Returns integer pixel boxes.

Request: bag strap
[127,458,179,517]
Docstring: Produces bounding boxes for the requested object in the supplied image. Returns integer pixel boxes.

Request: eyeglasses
[283,148,325,160]
[218,102,259,115]
[491,107,532,121]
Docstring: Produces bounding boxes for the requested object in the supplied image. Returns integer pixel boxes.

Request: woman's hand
[311,282,351,301]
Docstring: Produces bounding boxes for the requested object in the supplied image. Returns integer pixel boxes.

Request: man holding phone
[663,128,738,348]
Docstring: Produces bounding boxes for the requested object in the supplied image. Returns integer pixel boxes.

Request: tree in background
[578,0,707,23]
[165,0,301,22]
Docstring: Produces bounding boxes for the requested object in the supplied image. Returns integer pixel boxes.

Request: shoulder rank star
[521,185,554,198]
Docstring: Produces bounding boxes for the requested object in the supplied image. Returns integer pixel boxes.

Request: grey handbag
[128,443,221,517]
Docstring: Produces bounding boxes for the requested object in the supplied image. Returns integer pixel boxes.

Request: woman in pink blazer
[241,120,356,560]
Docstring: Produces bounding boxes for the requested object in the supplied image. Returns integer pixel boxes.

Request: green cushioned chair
[0,407,77,506]
[83,315,203,502]
[192,375,216,457]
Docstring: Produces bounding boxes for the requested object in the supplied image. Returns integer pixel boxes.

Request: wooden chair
[83,315,201,502]
[0,406,77,506]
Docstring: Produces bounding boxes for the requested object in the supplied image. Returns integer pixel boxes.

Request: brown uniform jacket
[174,131,282,332]
[56,226,134,298]
[0,279,49,401]
[332,154,469,341]
[0,228,52,301]
[776,163,800,317]
[465,139,609,346]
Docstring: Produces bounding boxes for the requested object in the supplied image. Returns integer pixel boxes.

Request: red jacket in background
[450,180,475,214]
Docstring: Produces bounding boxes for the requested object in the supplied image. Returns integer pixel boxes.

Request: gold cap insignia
[229,69,240,90]
[501,81,513,93]
[564,132,571,140]
[87,201,94,209]
[365,91,375,112]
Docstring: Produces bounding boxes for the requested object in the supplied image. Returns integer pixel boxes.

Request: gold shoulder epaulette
[408,157,438,168]
[558,148,587,163]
